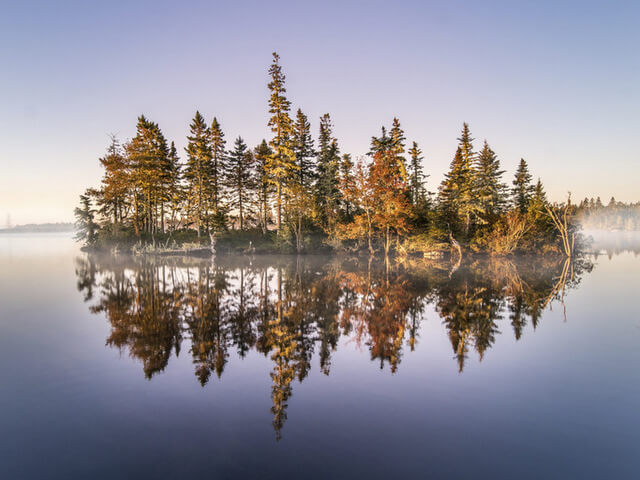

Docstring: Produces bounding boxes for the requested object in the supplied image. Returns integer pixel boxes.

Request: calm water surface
[0,233,638,479]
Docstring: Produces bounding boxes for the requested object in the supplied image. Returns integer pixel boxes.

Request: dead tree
[544,194,575,258]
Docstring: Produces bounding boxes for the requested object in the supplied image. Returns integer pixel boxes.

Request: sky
[1,0,638,224]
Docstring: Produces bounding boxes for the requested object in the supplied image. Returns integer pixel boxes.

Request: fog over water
[0,232,638,479]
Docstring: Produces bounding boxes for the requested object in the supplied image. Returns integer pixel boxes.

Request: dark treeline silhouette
[75,53,580,257]
[575,197,640,231]
[75,253,592,439]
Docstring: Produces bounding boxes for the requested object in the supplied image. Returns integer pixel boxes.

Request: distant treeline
[76,52,577,256]
[0,222,74,233]
[575,198,640,231]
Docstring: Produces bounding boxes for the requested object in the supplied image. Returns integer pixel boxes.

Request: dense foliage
[76,53,578,256]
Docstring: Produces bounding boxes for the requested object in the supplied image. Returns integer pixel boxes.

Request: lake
[0,233,638,479]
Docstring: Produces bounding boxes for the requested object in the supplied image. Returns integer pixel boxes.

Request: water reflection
[75,254,592,439]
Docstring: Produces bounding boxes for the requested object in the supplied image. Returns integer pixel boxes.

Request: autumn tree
[338,158,376,253]
[369,150,411,256]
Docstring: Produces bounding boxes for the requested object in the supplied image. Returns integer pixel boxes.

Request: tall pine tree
[184,111,213,237]
[225,136,256,230]
[293,108,315,190]
[512,158,534,213]
[254,140,273,234]
[266,52,298,234]
[475,140,506,221]
[314,113,341,232]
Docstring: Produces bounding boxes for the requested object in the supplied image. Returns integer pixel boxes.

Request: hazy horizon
[1,0,639,224]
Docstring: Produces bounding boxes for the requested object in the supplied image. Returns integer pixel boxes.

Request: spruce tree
[266,52,297,234]
[98,135,128,225]
[126,115,170,235]
[209,117,227,223]
[389,117,408,181]
[225,136,256,230]
[407,141,427,205]
[293,108,315,190]
[184,111,213,237]
[339,153,355,219]
[165,141,183,232]
[438,123,482,235]
[369,126,392,156]
[475,140,506,220]
[314,113,341,231]
[254,140,273,234]
[512,158,534,213]
[74,190,99,245]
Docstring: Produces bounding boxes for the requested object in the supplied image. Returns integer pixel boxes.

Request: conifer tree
[74,190,99,245]
[475,140,506,220]
[512,158,535,213]
[266,52,298,234]
[209,117,227,220]
[438,123,482,235]
[407,141,427,205]
[126,115,171,235]
[314,113,342,231]
[225,136,256,230]
[293,108,315,190]
[184,111,213,237]
[389,117,408,181]
[254,140,273,234]
[339,153,355,220]
[369,126,392,156]
[98,135,129,225]
[165,141,183,231]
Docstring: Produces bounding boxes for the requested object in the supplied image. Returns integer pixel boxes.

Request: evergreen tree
[512,158,534,213]
[184,111,213,237]
[254,140,274,234]
[165,141,183,231]
[314,113,341,232]
[74,190,98,245]
[266,52,298,234]
[369,126,392,156]
[125,115,171,235]
[389,117,408,181]
[293,108,316,190]
[438,123,482,235]
[98,135,129,225]
[209,117,227,219]
[475,140,506,220]
[225,136,256,230]
[339,153,355,219]
[407,141,427,205]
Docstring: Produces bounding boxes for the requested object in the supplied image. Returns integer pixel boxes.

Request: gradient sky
[1,0,638,224]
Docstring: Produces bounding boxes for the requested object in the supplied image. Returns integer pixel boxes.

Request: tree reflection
[75,253,591,438]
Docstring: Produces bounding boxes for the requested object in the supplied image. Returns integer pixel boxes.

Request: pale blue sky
[1,0,638,224]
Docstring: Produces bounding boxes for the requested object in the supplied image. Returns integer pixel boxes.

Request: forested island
[75,52,583,258]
